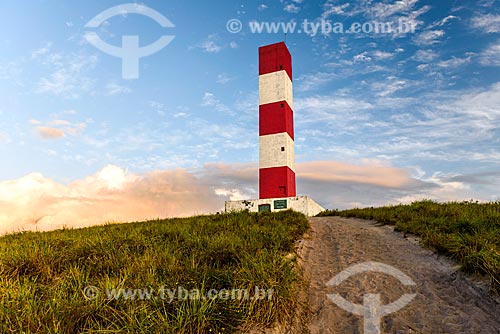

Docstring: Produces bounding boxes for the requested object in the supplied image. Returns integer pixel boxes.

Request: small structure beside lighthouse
[225,42,324,216]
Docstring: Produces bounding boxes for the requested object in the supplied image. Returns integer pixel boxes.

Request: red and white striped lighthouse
[258,42,296,199]
[224,42,324,215]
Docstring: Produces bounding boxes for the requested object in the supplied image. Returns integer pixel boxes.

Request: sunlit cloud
[0,165,224,235]
[1,158,496,235]
[33,119,87,139]
[37,126,65,139]
[297,160,413,188]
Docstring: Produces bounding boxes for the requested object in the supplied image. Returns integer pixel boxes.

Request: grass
[318,200,500,292]
[0,210,309,333]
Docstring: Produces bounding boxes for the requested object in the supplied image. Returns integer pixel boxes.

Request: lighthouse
[225,42,324,216]
[258,42,296,199]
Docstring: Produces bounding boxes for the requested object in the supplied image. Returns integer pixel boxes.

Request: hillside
[0,211,308,333]
[2,201,500,333]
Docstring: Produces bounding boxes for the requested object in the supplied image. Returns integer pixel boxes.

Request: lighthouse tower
[258,42,296,199]
[224,42,324,216]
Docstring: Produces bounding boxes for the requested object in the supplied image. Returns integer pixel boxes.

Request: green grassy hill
[0,210,309,333]
[319,200,500,292]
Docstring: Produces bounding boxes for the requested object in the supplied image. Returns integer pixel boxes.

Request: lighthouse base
[225,195,324,217]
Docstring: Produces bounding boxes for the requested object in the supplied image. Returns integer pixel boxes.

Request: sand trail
[299,216,500,334]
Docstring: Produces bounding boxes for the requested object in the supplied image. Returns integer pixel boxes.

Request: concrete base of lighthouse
[225,195,324,217]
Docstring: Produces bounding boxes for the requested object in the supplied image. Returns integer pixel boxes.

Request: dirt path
[298,216,500,334]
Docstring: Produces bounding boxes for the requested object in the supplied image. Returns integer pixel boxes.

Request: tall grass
[318,200,500,291]
[0,210,309,333]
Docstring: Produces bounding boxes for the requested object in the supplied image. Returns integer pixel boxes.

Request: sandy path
[299,216,500,334]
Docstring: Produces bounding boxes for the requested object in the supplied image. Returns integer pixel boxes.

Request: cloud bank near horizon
[0,160,491,235]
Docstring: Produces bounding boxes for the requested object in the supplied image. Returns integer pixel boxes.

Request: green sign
[258,204,271,212]
[274,199,287,210]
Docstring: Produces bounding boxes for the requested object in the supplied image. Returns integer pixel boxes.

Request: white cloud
[477,0,496,7]
[372,50,394,60]
[322,3,351,19]
[258,4,268,11]
[371,77,411,97]
[284,4,300,13]
[353,51,372,62]
[36,53,98,98]
[370,0,419,19]
[416,63,429,71]
[148,101,164,110]
[196,35,223,53]
[214,188,249,201]
[439,82,500,123]
[201,92,231,113]
[479,40,500,66]
[412,49,439,62]
[295,72,335,92]
[295,94,373,123]
[413,30,445,45]
[147,101,168,117]
[105,83,132,96]
[440,15,459,25]
[429,15,459,29]
[436,57,471,68]
[389,83,500,157]
[0,61,22,81]
[471,14,500,33]
[320,0,427,33]
[31,42,53,59]
[216,73,233,84]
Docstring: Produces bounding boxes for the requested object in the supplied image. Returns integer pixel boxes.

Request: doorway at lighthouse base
[225,196,324,217]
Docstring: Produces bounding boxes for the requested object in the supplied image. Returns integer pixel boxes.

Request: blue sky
[1,0,500,233]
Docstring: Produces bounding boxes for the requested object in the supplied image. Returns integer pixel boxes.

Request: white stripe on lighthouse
[258,70,293,108]
[259,132,295,172]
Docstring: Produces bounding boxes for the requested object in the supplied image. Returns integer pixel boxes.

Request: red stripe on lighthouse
[258,42,292,80]
[259,100,294,140]
[259,166,296,199]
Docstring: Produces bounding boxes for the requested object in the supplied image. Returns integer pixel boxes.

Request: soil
[297,216,500,334]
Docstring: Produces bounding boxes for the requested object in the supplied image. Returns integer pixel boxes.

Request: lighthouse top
[258,42,292,80]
